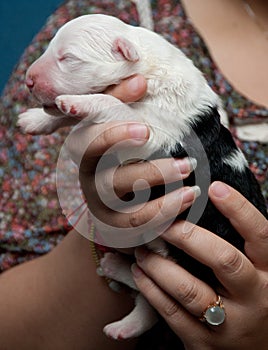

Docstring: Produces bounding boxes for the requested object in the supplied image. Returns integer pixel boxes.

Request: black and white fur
[18,14,267,340]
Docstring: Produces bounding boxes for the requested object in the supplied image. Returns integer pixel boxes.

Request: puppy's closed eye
[57,53,82,72]
[58,53,77,62]
[58,55,68,62]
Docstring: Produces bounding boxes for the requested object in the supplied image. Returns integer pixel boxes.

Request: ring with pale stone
[199,295,226,326]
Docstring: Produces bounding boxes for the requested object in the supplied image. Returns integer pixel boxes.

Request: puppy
[18,14,267,340]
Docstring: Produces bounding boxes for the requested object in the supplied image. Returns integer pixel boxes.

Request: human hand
[132,181,268,349]
[66,75,199,247]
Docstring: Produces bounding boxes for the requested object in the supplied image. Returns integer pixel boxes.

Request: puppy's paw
[17,108,53,135]
[103,320,142,340]
[100,252,123,280]
[17,108,73,134]
[103,294,158,339]
[55,96,86,119]
[100,252,137,290]
[56,94,126,124]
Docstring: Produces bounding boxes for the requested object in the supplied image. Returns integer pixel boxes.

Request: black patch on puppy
[151,107,267,287]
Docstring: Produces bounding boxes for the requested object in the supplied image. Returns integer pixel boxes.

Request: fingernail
[210,181,231,199]
[135,247,149,262]
[131,263,144,278]
[127,75,144,93]
[174,157,197,174]
[182,185,201,203]
[128,123,149,140]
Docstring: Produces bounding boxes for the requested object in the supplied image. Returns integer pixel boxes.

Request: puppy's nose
[25,77,35,90]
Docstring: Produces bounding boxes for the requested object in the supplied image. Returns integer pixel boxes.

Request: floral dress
[0,1,267,347]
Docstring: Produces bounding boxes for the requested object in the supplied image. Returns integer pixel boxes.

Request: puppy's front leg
[56,94,135,124]
[17,108,78,135]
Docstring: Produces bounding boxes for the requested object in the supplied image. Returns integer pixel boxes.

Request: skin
[181,0,268,108]
[69,76,268,349]
[132,182,268,349]
[0,76,197,350]
[0,230,137,350]
[2,1,268,348]
[1,76,267,349]
[0,78,150,350]
[4,0,267,347]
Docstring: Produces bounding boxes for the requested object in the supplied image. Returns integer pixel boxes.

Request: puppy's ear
[112,37,140,62]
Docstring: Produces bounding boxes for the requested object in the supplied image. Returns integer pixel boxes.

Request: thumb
[105,74,147,103]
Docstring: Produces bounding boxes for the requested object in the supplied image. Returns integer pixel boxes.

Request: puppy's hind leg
[100,252,159,339]
[100,252,137,291]
[103,293,158,340]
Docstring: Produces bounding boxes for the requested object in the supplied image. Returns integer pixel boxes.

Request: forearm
[0,230,136,350]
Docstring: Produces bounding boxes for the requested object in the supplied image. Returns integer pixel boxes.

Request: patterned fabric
[0,0,140,270]
[0,0,267,272]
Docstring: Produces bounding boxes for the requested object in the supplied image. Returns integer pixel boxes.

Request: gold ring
[200,295,226,326]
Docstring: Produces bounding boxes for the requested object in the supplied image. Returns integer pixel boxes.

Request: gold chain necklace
[242,0,268,40]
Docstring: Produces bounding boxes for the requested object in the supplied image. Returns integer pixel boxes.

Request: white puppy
[18,14,267,341]
[18,14,222,158]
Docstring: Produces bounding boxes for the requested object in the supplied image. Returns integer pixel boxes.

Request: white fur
[223,149,248,172]
[18,14,225,339]
[100,252,138,291]
[100,252,159,339]
[103,293,158,339]
[18,14,221,160]
[18,108,74,134]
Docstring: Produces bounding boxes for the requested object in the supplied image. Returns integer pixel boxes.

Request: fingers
[96,157,197,199]
[88,186,200,231]
[134,248,216,316]
[105,75,147,103]
[131,244,268,349]
[66,121,149,172]
[161,221,258,297]
[131,261,209,345]
[209,181,268,266]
